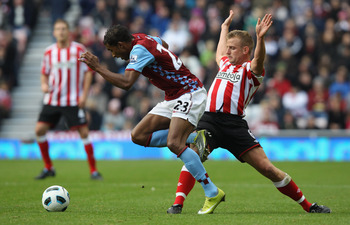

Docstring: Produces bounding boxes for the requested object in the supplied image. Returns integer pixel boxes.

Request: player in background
[35,19,102,180]
[167,10,331,214]
[79,25,225,214]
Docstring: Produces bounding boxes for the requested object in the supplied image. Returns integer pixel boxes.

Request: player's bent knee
[130,131,146,146]
[166,141,183,155]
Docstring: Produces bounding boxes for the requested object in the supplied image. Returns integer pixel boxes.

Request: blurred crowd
[0,0,40,124]
[1,0,350,134]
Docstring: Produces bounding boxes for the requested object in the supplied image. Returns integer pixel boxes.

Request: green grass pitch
[0,160,349,225]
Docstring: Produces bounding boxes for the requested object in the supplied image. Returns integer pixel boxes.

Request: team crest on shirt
[130,55,138,64]
[216,71,241,83]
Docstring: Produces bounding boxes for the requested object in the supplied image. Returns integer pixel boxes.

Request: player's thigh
[242,146,269,168]
[63,107,88,128]
[36,105,61,135]
[131,113,171,142]
[35,122,51,136]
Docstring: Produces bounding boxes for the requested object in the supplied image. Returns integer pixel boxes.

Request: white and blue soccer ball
[42,185,70,212]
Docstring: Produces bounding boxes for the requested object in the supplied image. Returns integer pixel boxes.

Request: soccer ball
[42,185,70,212]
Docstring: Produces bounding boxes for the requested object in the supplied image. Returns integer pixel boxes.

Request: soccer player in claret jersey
[167,11,331,214]
[79,24,225,214]
[35,19,102,180]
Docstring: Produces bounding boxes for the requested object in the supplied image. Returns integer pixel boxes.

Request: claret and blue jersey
[125,33,203,101]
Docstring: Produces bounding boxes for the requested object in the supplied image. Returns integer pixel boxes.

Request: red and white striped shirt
[206,56,264,117]
[41,41,91,106]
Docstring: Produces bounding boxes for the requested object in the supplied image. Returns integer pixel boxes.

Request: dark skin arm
[79,37,167,90]
[79,51,140,91]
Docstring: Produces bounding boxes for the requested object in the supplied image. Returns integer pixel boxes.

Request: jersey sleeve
[126,45,155,73]
[149,35,162,45]
[246,62,264,86]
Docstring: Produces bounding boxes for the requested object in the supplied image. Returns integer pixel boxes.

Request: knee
[78,126,89,139]
[131,129,144,146]
[167,140,183,154]
[35,125,47,137]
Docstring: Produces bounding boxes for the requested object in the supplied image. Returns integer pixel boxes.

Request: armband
[250,70,262,77]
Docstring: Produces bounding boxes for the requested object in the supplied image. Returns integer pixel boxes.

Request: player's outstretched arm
[216,10,234,66]
[250,14,273,76]
[79,51,140,90]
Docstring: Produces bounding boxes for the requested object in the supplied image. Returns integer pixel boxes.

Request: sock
[148,130,169,147]
[173,165,196,206]
[178,147,217,197]
[147,130,197,147]
[186,133,196,145]
[37,136,52,170]
[82,138,97,174]
[274,173,312,212]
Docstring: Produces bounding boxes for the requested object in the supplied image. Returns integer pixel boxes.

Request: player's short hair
[227,30,254,54]
[54,19,69,29]
[103,25,133,46]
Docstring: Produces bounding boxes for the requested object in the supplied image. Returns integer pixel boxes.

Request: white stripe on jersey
[41,42,89,106]
[206,57,264,117]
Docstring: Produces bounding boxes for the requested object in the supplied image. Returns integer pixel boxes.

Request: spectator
[132,0,153,25]
[280,110,298,129]
[102,98,125,131]
[0,80,11,121]
[162,20,190,55]
[89,0,113,32]
[266,62,292,97]
[149,2,170,35]
[0,1,10,29]
[0,29,18,89]
[278,26,303,58]
[188,8,206,44]
[282,85,309,128]
[327,93,346,129]
[307,77,329,128]
[329,65,350,99]
[8,0,36,60]
[179,47,203,82]
[48,0,71,26]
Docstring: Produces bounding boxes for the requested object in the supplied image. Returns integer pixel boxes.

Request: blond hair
[227,30,254,54]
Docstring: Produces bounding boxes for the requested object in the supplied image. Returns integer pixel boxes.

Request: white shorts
[149,87,207,127]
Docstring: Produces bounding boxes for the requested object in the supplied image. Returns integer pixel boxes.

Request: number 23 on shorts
[173,100,192,114]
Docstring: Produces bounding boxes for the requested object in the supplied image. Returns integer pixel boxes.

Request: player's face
[53,22,69,43]
[226,37,247,65]
[105,43,130,60]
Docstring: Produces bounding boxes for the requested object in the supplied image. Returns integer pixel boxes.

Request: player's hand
[222,10,234,29]
[256,14,273,39]
[79,51,99,71]
[78,96,87,108]
[41,83,50,93]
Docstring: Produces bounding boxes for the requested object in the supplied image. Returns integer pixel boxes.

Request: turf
[0,160,349,225]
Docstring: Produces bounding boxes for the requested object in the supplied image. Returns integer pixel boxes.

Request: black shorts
[197,112,261,162]
[38,105,88,129]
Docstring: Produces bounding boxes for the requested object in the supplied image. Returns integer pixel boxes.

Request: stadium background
[0,0,350,161]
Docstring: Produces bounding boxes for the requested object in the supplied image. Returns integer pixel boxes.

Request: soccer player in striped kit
[167,10,331,214]
[35,19,102,180]
[79,24,225,214]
